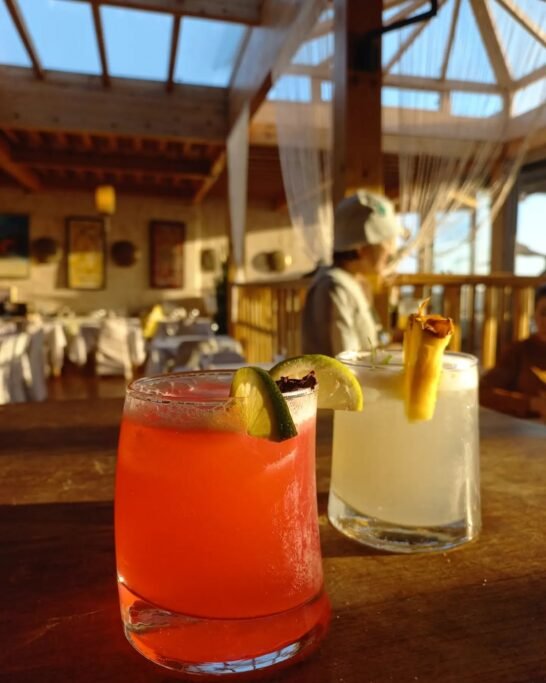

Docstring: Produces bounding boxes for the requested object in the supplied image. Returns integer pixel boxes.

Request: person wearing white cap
[302,190,401,357]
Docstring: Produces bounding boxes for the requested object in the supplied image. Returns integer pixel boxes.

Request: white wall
[0,187,314,315]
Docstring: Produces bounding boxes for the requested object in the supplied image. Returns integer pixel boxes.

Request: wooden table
[1,399,545,683]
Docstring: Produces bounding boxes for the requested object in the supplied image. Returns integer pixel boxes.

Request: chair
[95,318,145,380]
[0,332,32,405]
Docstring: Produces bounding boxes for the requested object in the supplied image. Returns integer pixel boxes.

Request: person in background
[480,284,546,420]
[302,190,401,357]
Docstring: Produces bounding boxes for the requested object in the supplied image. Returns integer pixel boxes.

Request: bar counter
[1,398,545,682]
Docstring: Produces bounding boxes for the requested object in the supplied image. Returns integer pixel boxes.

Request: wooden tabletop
[1,399,545,683]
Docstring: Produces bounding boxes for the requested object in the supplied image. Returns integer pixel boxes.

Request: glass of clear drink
[328,351,481,553]
[116,371,330,677]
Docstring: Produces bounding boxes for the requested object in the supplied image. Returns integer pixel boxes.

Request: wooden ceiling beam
[66,0,262,25]
[516,64,546,91]
[495,0,546,48]
[166,16,181,93]
[25,177,197,199]
[0,66,227,143]
[440,0,461,80]
[384,73,503,94]
[468,0,511,89]
[91,4,111,87]
[192,150,226,203]
[0,138,43,191]
[384,0,430,27]
[4,0,44,80]
[12,148,213,178]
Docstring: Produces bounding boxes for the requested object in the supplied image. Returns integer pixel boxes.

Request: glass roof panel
[446,0,495,83]
[267,75,312,102]
[394,0,455,78]
[450,92,503,117]
[17,0,100,74]
[382,87,440,110]
[292,34,333,66]
[102,6,171,81]
[489,0,546,80]
[0,1,31,67]
[512,78,546,116]
[382,24,416,70]
[321,81,333,102]
[175,17,246,87]
[383,1,417,23]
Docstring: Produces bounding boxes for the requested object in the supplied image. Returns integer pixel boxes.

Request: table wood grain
[1,400,545,683]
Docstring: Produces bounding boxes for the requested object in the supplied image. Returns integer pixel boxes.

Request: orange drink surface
[115,372,330,676]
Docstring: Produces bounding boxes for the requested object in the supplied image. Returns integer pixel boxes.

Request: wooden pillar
[333,0,383,205]
[491,178,518,274]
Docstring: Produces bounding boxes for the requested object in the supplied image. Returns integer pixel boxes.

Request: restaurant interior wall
[0,188,313,315]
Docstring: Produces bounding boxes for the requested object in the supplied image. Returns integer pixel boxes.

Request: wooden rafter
[383,0,415,8]
[384,0,431,27]
[0,66,228,143]
[11,148,213,178]
[468,0,511,88]
[166,16,181,93]
[0,137,42,191]
[385,73,502,93]
[4,0,44,80]
[66,0,262,25]
[516,64,546,90]
[91,4,110,87]
[193,150,226,203]
[440,0,461,80]
[495,0,546,48]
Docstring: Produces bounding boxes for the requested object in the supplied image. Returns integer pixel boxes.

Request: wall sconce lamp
[95,185,116,217]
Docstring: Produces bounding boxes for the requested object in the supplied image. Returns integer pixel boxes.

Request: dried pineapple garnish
[403,299,454,422]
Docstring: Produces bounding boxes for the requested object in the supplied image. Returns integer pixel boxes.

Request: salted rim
[127,369,316,405]
[336,350,478,372]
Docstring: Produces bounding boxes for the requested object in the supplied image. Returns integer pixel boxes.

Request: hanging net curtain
[269,0,545,274]
[383,0,546,274]
[271,0,334,268]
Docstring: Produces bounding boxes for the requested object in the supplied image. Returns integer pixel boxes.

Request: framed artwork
[66,217,106,290]
[149,220,186,288]
[0,214,30,279]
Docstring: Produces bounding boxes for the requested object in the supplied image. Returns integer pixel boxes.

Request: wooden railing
[229,274,546,368]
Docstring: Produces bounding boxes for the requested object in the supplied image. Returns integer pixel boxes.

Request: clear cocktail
[328,351,481,552]
[115,371,330,677]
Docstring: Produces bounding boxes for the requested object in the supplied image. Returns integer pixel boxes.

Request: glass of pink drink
[115,371,330,678]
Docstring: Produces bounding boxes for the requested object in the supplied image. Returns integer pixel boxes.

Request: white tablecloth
[145,334,243,376]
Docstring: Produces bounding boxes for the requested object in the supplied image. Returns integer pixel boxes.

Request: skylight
[267,75,312,102]
[17,0,100,75]
[450,92,503,118]
[0,1,30,67]
[382,87,440,111]
[489,0,546,80]
[102,6,172,81]
[174,17,247,87]
[292,34,334,67]
[446,0,495,83]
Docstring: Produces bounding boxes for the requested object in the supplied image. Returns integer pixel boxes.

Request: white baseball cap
[333,190,402,252]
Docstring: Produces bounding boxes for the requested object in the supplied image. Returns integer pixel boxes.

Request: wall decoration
[66,217,106,290]
[0,214,30,278]
[111,240,139,268]
[149,221,185,288]
[31,237,62,264]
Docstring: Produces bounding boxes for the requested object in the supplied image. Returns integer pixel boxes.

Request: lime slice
[270,354,363,411]
[230,367,298,441]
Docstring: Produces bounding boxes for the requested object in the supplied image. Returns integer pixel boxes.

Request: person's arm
[479,344,533,418]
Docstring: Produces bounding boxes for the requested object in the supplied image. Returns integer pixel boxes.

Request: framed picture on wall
[149,220,186,288]
[66,216,106,290]
[0,214,30,279]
